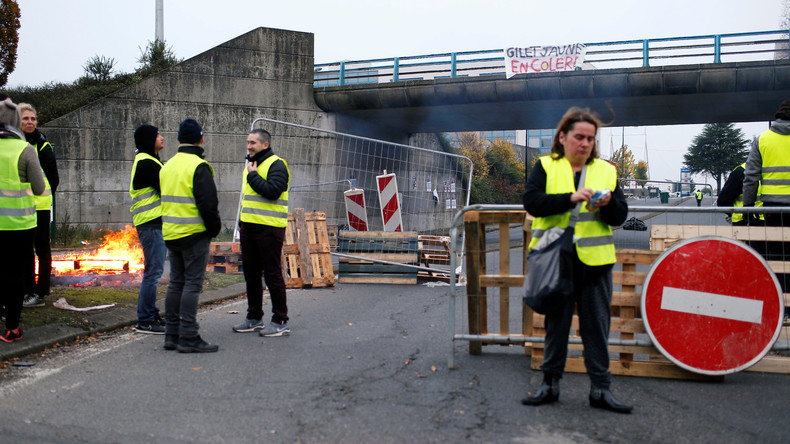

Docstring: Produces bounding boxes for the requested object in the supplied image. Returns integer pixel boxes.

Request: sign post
[642,236,784,375]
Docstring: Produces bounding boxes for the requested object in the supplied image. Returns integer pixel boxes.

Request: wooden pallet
[206,263,242,274]
[651,224,790,306]
[527,250,720,381]
[418,234,453,281]
[282,209,335,288]
[462,210,790,379]
[326,224,339,251]
[338,231,419,284]
[207,242,243,274]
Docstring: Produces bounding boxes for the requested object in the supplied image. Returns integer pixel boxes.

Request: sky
[6,0,788,185]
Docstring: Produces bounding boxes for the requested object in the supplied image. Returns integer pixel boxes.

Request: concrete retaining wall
[43,27,333,232]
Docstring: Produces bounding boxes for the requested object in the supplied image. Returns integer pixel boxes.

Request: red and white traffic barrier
[376,172,403,232]
[343,188,369,231]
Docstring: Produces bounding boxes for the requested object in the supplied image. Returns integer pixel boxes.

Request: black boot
[163,335,179,351]
[589,387,633,414]
[521,374,560,406]
[176,335,219,353]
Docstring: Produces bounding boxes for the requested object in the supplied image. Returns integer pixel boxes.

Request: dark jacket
[716,165,744,207]
[25,128,59,193]
[164,145,222,250]
[240,147,289,232]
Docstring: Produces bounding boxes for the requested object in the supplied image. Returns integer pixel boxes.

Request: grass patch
[20,272,246,330]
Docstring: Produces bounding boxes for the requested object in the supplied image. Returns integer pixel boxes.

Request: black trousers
[25,210,52,296]
[1,229,35,330]
[240,223,288,323]
[540,256,614,389]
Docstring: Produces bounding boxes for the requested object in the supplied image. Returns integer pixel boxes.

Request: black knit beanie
[776,100,790,121]
[134,124,159,154]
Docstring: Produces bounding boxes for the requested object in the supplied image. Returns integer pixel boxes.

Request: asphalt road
[0,277,787,443]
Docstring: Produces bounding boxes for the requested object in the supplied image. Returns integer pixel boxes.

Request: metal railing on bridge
[314,30,789,87]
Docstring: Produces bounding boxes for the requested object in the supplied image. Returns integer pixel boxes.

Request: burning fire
[49,225,145,276]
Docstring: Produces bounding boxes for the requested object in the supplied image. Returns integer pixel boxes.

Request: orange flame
[49,225,145,276]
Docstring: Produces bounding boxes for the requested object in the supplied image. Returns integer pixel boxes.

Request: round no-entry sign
[642,236,785,375]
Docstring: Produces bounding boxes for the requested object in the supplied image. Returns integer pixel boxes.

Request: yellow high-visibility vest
[129,152,163,226]
[160,152,214,241]
[240,154,290,228]
[758,130,790,204]
[732,163,763,223]
[33,141,52,211]
[529,156,617,266]
[0,139,36,231]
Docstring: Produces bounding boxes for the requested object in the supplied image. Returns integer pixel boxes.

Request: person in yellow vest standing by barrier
[130,125,167,334]
[522,107,632,413]
[18,103,59,308]
[160,118,222,353]
[694,188,703,207]
[0,98,46,342]
[717,163,763,226]
[232,128,291,337]
[743,99,790,321]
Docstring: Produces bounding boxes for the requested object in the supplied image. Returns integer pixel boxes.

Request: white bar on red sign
[661,287,764,324]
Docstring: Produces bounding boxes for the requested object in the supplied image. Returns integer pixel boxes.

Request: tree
[610,144,636,179]
[137,40,180,73]
[83,55,116,82]
[0,0,20,87]
[683,123,748,193]
[634,160,649,192]
[456,132,489,181]
[485,139,525,204]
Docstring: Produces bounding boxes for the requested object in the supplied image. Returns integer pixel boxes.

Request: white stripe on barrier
[343,189,368,231]
[376,173,402,232]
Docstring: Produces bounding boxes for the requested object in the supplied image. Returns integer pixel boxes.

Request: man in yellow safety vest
[160,118,222,353]
[232,128,291,337]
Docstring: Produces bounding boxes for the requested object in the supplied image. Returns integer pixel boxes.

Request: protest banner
[504,44,586,79]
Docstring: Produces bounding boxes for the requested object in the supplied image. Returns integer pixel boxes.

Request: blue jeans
[136,225,165,323]
[164,236,210,340]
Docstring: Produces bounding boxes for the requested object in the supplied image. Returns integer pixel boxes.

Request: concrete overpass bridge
[313,30,790,137]
[40,27,789,230]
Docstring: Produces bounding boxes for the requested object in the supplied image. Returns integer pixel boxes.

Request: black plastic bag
[622,217,647,231]
[522,227,575,315]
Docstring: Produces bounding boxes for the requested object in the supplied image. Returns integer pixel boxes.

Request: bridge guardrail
[315,30,789,86]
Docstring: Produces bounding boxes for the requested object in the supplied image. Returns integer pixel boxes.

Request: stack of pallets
[206,242,243,274]
[282,209,335,289]
[337,231,419,284]
[417,234,452,281]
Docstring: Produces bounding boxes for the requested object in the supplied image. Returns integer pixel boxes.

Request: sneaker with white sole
[22,293,45,308]
[259,321,290,337]
[232,318,264,333]
[135,320,165,335]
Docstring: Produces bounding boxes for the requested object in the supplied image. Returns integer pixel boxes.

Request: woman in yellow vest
[521,107,632,413]
[0,98,46,343]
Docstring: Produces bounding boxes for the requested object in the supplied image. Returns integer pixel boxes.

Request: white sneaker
[232,318,264,333]
[259,321,290,337]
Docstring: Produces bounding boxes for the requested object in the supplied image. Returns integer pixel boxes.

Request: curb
[0,282,248,362]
